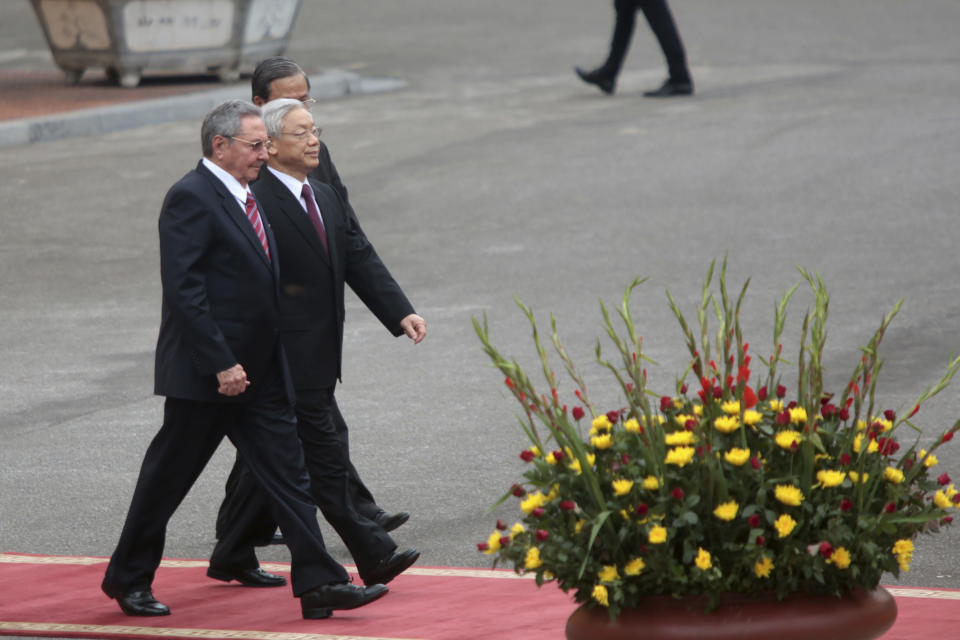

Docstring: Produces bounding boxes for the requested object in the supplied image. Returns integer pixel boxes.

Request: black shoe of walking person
[575,67,616,95]
[643,78,693,97]
[300,582,389,619]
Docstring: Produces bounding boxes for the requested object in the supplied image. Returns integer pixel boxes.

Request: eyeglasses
[230,136,268,152]
[278,127,322,141]
[301,98,317,107]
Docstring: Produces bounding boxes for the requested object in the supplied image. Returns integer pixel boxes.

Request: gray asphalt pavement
[2,0,960,634]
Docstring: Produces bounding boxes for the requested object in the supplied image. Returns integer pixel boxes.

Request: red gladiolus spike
[626,383,634,393]
[709,360,718,371]
[744,342,750,353]
[529,404,538,413]
[698,389,707,403]
[505,377,515,389]
[519,392,526,403]
[701,377,712,392]
[908,405,920,419]
[728,355,735,367]
[496,520,507,530]
[726,375,735,390]
[680,383,688,394]
[499,536,511,547]
[551,388,559,402]
[738,364,751,381]
[574,389,583,400]
[743,386,757,409]
[943,432,954,444]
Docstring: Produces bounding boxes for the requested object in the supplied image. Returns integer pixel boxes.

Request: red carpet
[1,553,958,639]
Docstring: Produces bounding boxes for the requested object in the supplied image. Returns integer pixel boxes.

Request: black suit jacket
[154,161,292,403]
[252,167,414,389]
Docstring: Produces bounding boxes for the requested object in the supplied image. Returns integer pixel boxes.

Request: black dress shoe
[373,510,410,532]
[207,566,287,587]
[117,589,170,616]
[575,66,615,95]
[643,79,694,97]
[360,548,420,586]
[300,582,389,619]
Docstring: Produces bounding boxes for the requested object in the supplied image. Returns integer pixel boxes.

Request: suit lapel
[197,162,272,271]
[259,169,332,268]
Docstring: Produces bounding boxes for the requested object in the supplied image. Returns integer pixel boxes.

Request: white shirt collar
[266,165,311,207]
[202,157,251,206]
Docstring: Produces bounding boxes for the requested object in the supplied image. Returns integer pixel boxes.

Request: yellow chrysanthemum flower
[649,525,668,544]
[530,445,541,457]
[775,430,802,450]
[574,519,585,534]
[721,400,741,415]
[695,547,712,570]
[665,431,696,446]
[768,400,784,412]
[743,410,763,427]
[592,584,609,607]
[857,419,868,432]
[612,479,634,496]
[693,404,704,417]
[665,446,696,467]
[754,556,774,578]
[789,407,808,424]
[510,522,526,537]
[598,565,619,583]
[847,471,870,484]
[876,418,894,432]
[934,486,957,509]
[524,546,542,569]
[919,449,938,468]
[774,514,797,538]
[591,415,612,434]
[816,470,846,488]
[520,491,545,514]
[624,557,646,576]
[714,415,740,434]
[673,398,684,410]
[545,452,558,465]
[591,433,613,450]
[884,466,905,484]
[713,500,739,521]
[724,447,751,466]
[623,418,642,433]
[569,458,583,475]
[484,531,502,555]
[892,539,914,572]
[642,475,660,490]
[774,484,805,507]
[853,434,879,454]
[674,414,693,427]
[546,484,560,502]
[828,547,852,569]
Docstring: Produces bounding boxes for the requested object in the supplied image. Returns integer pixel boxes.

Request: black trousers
[101,373,348,599]
[211,387,395,576]
[602,0,691,83]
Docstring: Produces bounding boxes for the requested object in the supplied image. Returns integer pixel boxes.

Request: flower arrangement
[474,261,960,618]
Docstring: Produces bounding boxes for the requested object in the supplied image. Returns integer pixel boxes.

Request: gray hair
[261,98,306,139]
[201,100,262,157]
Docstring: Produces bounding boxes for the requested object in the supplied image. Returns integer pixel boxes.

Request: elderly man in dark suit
[208,97,425,589]
[576,0,693,97]
[100,100,387,621]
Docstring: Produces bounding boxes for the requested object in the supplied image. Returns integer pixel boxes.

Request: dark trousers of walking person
[604,0,690,84]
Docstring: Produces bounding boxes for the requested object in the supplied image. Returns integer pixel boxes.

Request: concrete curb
[0,71,407,148]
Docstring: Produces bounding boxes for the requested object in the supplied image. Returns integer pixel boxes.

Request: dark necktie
[244,194,270,261]
[301,183,329,253]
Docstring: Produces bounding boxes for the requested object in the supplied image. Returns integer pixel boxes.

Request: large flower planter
[565,587,897,640]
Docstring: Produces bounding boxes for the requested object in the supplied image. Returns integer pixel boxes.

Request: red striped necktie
[244,193,270,261]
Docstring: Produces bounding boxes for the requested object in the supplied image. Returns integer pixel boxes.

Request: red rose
[496,519,507,530]
[477,542,489,551]
[636,503,649,516]
[748,514,761,528]
[819,542,834,558]
[685,419,697,431]
[552,450,565,462]
[499,536,511,547]
[758,386,768,401]
[840,499,853,512]
[750,457,762,470]
[776,384,787,398]
[520,450,536,462]
[606,410,620,424]
[776,411,790,426]
[671,487,685,501]
[713,386,723,399]
[536,529,550,541]
[756,535,766,546]
[952,494,960,505]
[839,453,852,466]
[572,406,585,421]
[884,502,897,513]
[838,408,850,421]
[512,484,526,497]
[877,438,900,456]
[559,501,576,511]
[943,517,954,525]
[622,453,630,464]
[660,396,673,412]
[639,544,648,555]
[938,473,951,486]
[821,403,837,419]
[532,507,545,518]
[884,409,896,422]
